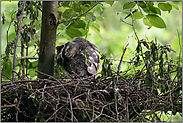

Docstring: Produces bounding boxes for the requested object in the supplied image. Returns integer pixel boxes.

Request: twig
[2,97,34,119]
[35,70,62,84]
[16,56,38,60]
[128,2,140,42]
[126,86,129,122]
[1,79,38,86]
[45,104,67,122]
[128,97,149,121]
[166,80,173,122]
[177,30,182,66]
[114,84,118,121]
[20,19,25,79]
[12,69,23,80]
[28,81,76,99]
[120,17,132,26]
[117,43,129,75]
[67,92,73,122]
[90,102,114,122]
[16,93,22,122]
[12,1,26,81]
[85,20,90,39]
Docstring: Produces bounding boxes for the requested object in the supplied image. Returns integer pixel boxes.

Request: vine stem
[12,1,26,82]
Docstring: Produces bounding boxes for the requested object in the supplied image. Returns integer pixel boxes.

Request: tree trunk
[38,1,58,79]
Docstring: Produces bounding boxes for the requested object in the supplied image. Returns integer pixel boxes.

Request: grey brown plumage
[56,37,100,77]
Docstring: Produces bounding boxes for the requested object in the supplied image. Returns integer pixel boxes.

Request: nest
[1,69,182,122]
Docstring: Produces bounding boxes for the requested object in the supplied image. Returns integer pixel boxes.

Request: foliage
[121,1,180,29]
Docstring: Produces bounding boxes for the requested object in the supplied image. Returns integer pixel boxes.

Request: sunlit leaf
[158,3,172,13]
[130,11,143,19]
[146,15,166,28]
[167,1,179,10]
[143,17,152,29]
[96,16,104,21]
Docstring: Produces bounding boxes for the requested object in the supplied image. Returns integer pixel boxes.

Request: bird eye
[67,49,69,52]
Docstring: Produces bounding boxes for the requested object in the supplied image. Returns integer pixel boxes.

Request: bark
[38,1,58,79]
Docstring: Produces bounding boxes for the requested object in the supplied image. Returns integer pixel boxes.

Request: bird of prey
[56,37,100,77]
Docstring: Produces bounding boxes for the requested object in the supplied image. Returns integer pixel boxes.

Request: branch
[177,30,182,66]
[58,2,100,25]
[12,1,26,81]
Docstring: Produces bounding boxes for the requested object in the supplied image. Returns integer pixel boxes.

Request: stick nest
[1,70,182,122]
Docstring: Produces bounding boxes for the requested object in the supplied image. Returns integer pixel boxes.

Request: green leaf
[151,42,158,61]
[72,2,81,12]
[123,2,136,9]
[167,1,179,10]
[155,7,161,15]
[78,28,86,37]
[86,14,96,21]
[143,7,161,15]
[158,3,172,13]
[90,24,103,39]
[159,52,164,77]
[90,23,100,32]
[61,1,70,7]
[130,11,143,19]
[3,59,12,78]
[70,20,86,29]
[66,27,82,38]
[137,1,146,8]
[148,1,157,13]
[143,18,152,29]
[96,16,104,21]
[146,15,166,29]
[62,9,73,19]
[105,1,114,6]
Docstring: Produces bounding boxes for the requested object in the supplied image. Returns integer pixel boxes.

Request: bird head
[64,42,78,58]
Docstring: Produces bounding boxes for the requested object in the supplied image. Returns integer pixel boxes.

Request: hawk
[56,37,100,77]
